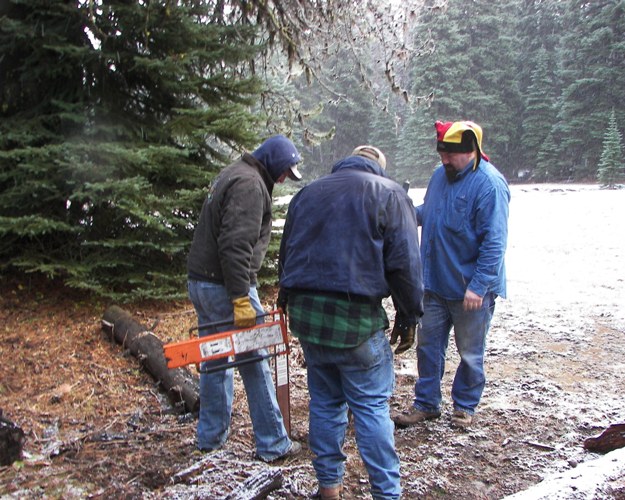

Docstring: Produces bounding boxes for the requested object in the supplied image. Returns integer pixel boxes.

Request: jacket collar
[331,156,388,178]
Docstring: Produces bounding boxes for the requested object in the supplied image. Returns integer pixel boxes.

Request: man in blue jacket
[279,146,424,500]
[187,135,303,461]
[393,121,510,429]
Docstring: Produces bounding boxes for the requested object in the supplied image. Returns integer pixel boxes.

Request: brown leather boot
[392,408,441,428]
[318,485,343,499]
[450,410,473,428]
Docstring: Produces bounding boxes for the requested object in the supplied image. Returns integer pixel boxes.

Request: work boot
[258,440,303,463]
[312,485,343,499]
[450,410,473,428]
[392,408,441,428]
[281,440,303,458]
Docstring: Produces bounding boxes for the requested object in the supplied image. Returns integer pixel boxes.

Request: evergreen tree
[515,0,564,94]
[368,98,405,182]
[553,0,625,180]
[520,47,559,179]
[398,0,523,180]
[395,105,439,186]
[597,110,624,188]
[295,49,378,177]
[0,0,262,300]
[534,131,559,181]
[460,0,524,177]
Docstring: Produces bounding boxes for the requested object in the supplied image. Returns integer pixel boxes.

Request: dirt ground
[1,183,624,499]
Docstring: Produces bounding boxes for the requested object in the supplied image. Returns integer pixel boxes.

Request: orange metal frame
[162,308,291,436]
[163,309,288,370]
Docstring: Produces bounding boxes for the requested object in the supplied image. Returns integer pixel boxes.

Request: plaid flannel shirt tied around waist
[287,291,389,348]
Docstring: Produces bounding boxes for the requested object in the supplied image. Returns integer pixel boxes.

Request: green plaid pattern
[288,292,389,348]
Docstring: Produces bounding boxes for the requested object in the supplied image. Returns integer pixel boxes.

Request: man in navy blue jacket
[393,121,510,429]
[279,145,424,500]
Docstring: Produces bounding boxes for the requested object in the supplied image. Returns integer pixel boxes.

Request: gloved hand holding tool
[389,312,416,355]
[277,287,288,315]
[232,296,256,328]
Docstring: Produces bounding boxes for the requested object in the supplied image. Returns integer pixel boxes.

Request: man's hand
[463,289,483,311]
[389,315,416,355]
[277,288,288,315]
[232,296,256,327]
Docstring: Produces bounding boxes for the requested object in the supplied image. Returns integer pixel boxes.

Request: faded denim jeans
[188,280,292,460]
[414,291,496,415]
[300,330,400,500]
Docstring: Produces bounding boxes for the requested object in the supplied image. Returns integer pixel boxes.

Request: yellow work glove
[232,296,256,328]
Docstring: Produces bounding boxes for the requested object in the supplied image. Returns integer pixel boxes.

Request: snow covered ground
[408,183,625,327]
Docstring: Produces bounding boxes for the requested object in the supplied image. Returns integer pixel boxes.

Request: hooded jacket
[279,155,424,323]
[186,154,275,299]
[187,135,301,299]
[251,135,302,182]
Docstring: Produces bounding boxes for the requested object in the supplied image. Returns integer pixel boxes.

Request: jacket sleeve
[218,176,265,299]
[468,179,510,297]
[415,204,424,226]
[384,190,425,324]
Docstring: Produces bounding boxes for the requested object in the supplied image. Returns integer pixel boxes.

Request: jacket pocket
[444,195,468,233]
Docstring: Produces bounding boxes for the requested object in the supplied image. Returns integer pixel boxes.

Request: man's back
[280,158,421,302]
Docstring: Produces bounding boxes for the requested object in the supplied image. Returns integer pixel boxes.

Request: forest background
[1,0,624,301]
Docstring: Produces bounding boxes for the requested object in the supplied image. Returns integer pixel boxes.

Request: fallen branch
[101,305,199,414]
[522,440,556,452]
[225,468,284,500]
[171,454,217,484]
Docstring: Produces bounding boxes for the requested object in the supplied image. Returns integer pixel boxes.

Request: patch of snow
[502,447,625,499]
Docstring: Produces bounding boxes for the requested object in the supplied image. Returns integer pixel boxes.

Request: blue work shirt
[416,158,510,300]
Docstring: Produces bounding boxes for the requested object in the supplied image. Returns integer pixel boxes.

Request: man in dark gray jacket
[187,135,302,461]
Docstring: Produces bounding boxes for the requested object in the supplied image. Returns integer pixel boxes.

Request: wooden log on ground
[584,423,625,453]
[0,409,25,466]
[171,453,217,484]
[170,452,283,498]
[101,305,199,414]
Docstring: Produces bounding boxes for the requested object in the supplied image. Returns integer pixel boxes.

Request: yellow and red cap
[435,121,489,162]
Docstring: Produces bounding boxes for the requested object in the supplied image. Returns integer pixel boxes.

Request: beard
[444,164,457,182]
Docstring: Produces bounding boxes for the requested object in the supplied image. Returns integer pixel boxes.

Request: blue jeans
[187,280,292,460]
[300,330,400,500]
[414,291,496,415]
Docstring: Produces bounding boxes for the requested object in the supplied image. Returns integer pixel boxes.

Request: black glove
[277,287,288,315]
[389,314,416,355]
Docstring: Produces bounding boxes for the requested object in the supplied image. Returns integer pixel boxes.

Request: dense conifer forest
[1,0,623,299]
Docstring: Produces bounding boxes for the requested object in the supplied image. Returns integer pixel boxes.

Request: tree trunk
[101,305,199,414]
